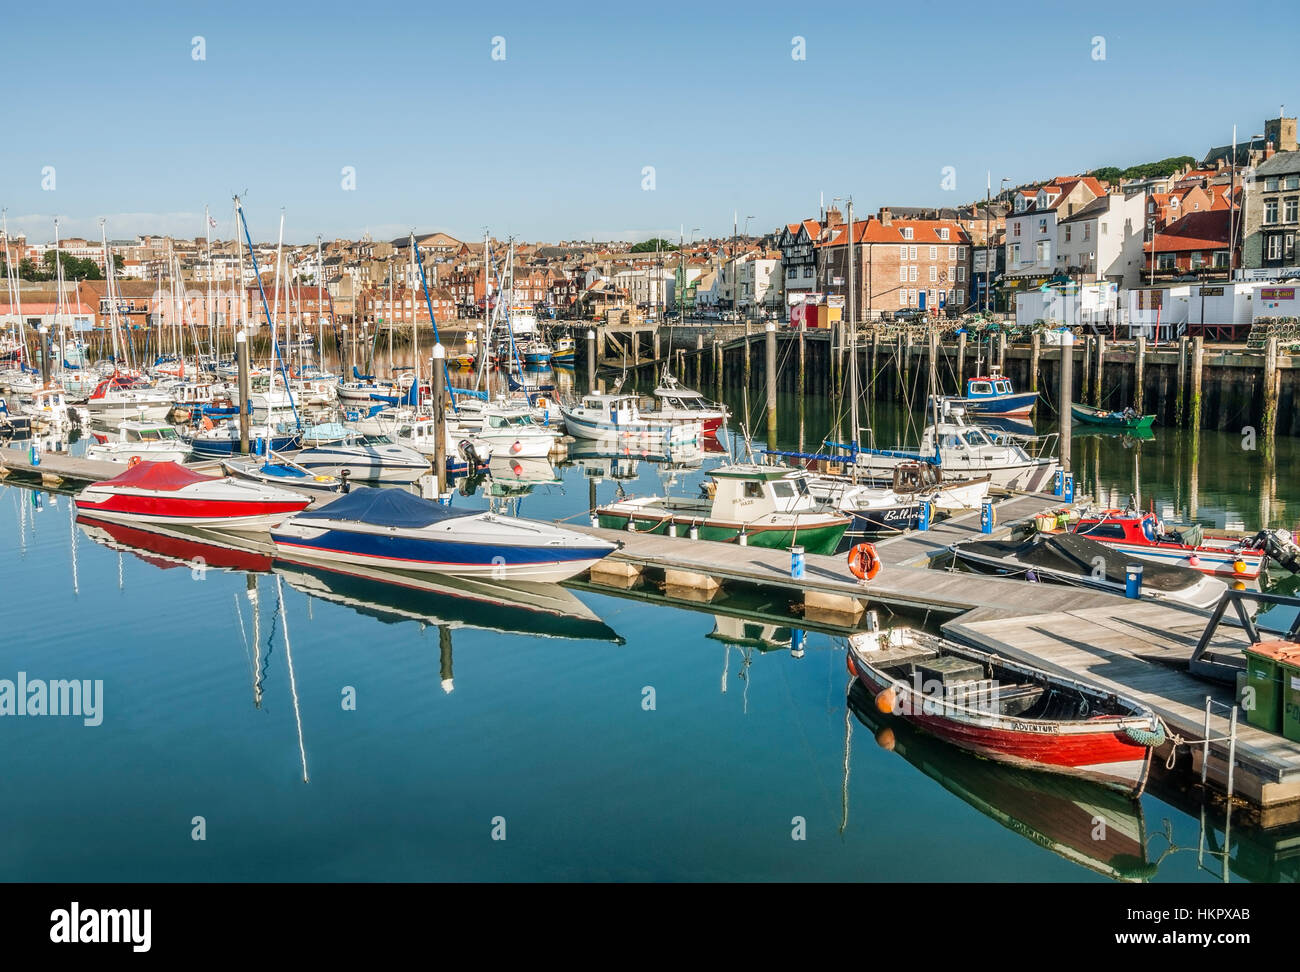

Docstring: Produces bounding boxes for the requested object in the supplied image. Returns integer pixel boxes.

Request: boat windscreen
[294,486,475,528]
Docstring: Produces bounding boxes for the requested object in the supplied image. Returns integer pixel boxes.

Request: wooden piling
[1093,334,1105,408]
[1133,335,1145,414]
[236,329,251,455]
[956,331,966,388]
[653,329,661,361]
[1175,335,1188,426]
[1081,336,1092,406]
[765,322,777,444]
[1190,335,1204,433]
[798,327,806,398]
[1263,335,1279,451]
[714,340,722,398]
[743,332,751,388]
[1029,332,1040,394]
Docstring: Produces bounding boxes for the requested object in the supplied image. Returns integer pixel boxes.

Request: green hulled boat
[1070,402,1156,430]
[595,464,850,555]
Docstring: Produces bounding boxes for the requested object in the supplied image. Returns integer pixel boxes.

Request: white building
[1054,192,1147,288]
[611,267,675,313]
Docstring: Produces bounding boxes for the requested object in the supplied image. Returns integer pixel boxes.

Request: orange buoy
[847,542,882,581]
[1233,559,1248,574]
[875,727,896,751]
[846,653,859,677]
[127,455,142,468]
[875,686,895,714]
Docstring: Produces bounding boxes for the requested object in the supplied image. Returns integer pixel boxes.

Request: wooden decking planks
[872,490,1065,567]
[0,445,120,484]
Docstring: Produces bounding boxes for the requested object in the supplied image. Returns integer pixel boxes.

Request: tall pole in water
[236,328,251,454]
[432,342,447,496]
[1058,330,1073,473]
[586,328,596,393]
[846,199,858,459]
[765,320,777,445]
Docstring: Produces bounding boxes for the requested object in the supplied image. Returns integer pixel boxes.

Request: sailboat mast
[847,199,858,465]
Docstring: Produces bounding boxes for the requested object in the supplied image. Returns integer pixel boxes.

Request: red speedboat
[75,460,311,528]
[76,516,275,573]
[846,623,1161,795]
[1066,508,1265,580]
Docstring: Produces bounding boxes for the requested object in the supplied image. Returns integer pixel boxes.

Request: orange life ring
[847,542,881,581]
[127,455,142,468]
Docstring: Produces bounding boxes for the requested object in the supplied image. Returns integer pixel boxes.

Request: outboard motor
[459,439,484,470]
[1253,528,1300,574]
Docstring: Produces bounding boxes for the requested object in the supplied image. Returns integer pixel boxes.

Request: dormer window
[901,227,914,240]
[939,228,950,241]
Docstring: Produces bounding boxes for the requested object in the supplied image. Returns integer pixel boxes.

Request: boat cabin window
[743,482,764,499]
[364,434,393,445]
[995,380,1012,394]
[968,381,993,396]
[771,481,795,499]
[942,433,965,449]
[962,429,991,447]
[1082,523,1127,540]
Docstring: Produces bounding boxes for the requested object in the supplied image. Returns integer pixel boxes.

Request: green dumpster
[1282,654,1300,744]
[1242,642,1295,733]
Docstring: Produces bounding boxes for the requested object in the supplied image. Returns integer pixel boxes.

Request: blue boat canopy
[296,486,473,527]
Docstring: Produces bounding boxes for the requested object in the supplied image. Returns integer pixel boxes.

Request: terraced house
[1242,150,1300,278]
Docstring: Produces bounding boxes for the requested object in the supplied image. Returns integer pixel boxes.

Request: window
[957,266,965,282]
[899,244,908,259]
[1038,218,1048,233]
[1083,224,1091,241]
[939,228,950,240]
[1157,253,1176,269]
[1287,175,1300,191]
[929,246,937,259]
[1013,223,1021,237]
[899,265,907,282]
[1214,251,1229,268]
[909,245,917,260]
[929,266,937,281]
[1288,233,1297,261]
[803,266,813,278]
[1010,243,1021,264]
[958,246,965,258]
[743,482,763,499]
[1266,177,1279,192]
[771,482,795,499]
[1036,241,1050,263]
[1286,198,1299,223]
[1190,251,1203,269]
[909,266,918,281]
[955,289,964,306]
[1265,199,1279,224]
[1086,523,1129,540]
[900,289,910,306]
[902,227,914,239]
[1064,225,1072,242]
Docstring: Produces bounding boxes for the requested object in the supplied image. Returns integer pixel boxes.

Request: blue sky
[3,0,1296,244]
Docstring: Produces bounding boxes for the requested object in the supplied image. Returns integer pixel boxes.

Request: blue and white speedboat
[270,487,618,582]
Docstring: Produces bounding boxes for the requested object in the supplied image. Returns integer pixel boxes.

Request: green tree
[630,238,679,253]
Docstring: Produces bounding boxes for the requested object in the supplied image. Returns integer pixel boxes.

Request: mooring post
[956,330,967,388]
[1176,335,1188,426]
[1081,335,1092,406]
[743,329,751,388]
[653,328,661,362]
[695,333,704,386]
[1190,335,1204,433]
[714,339,722,397]
[1029,331,1040,394]
[236,328,251,455]
[586,329,596,393]
[765,321,777,444]
[633,327,640,367]
[997,331,1006,370]
[1093,333,1105,408]
[432,343,447,496]
[1263,335,1279,452]
[798,325,806,398]
[1058,331,1073,473]
[1134,334,1146,414]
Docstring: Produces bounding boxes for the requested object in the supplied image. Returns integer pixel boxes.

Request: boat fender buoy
[875,686,895,714]
[846,653,859,677]
[511,461,523,476]
[1232,559,1248,574]
[847,542,882,581]
[1188,554,1201,568]
[510,440,523,455]
[875,727,896,751]
[127,455,141,467]
[1122,723,1166,748]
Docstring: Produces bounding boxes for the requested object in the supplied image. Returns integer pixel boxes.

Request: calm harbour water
[1,371,1296,882]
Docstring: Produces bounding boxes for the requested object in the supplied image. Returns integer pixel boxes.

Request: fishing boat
[1070,402,1156,431]
[270,486,618,582]
[846,682,1155,881]
[1067,508,1265,580]
[953,372,1037,417]
[85,421,191,465]
[291,433,431,484]
[74,460,311,528]
[643,374,729,434]
[220,459,344,494]
[804,462,991,537]
[561,392,702,445]
[186,421,303,459]
[949,532,1228,609]
[18,386,80,429]
[595,464,851,554]
[845,617,1163,795]
[550,336,575,366]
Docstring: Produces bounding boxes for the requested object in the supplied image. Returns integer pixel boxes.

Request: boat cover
[960,533,1200,593]
[295,486,474,527]
[93,460,217,491]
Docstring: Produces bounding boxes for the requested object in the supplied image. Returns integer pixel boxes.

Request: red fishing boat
[1066,508,1266,580]
[846,621,1162,795]
[75,460,311,528]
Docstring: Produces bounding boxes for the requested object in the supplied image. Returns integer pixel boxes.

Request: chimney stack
[880,208,893,227]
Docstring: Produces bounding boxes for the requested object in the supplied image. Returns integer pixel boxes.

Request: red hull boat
[1065,508,1266,580]
[846,622,1160,795]
[75,460,310,528]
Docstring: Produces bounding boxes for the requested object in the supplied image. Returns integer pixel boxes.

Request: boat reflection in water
[846,681,1156,883]
[274,559,623,645]
[76,515,275,574]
